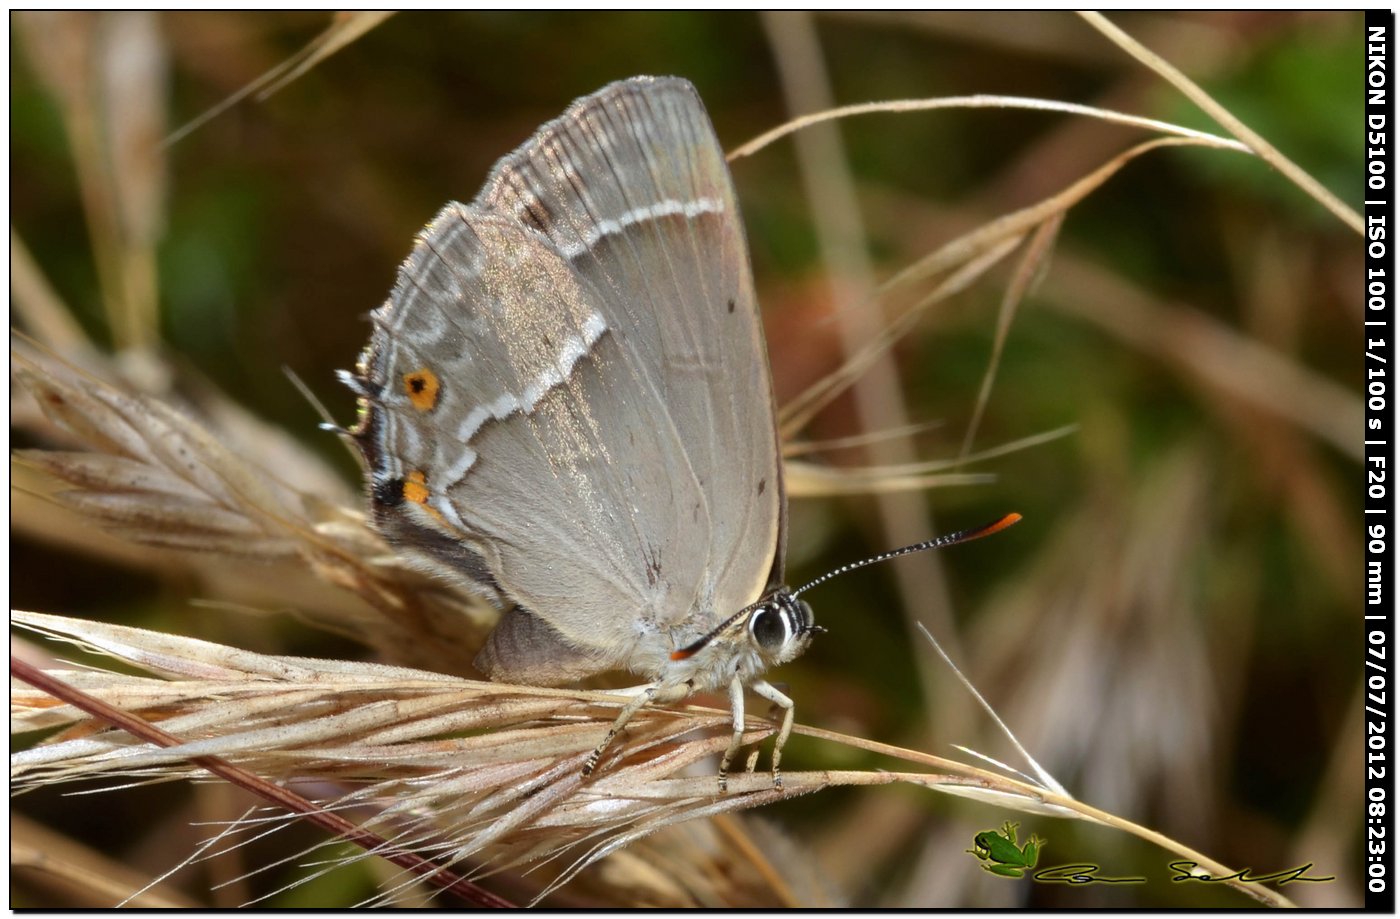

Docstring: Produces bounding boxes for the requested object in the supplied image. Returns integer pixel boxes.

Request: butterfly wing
[351,77,783,681]
[476,77,787,602]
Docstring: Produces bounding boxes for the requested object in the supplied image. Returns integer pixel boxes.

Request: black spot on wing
[373,477,406,508]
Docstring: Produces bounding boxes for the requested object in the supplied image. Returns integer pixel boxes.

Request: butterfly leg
[583,681,690,777]
[718,674,748,793]
[751,679,794,790]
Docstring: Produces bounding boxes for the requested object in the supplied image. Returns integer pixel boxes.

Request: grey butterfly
[345,76,814,787]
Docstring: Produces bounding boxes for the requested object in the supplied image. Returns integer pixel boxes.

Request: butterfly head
[670,588,824,680]
[745,590,823,666]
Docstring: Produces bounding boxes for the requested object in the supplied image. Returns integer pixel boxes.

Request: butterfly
[344,75,1019,789]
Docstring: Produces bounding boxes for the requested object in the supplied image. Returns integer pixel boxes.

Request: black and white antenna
[791,513,1022,598]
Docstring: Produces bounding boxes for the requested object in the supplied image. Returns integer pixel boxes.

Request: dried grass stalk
[12,610,1293,906]
[11,340,498,674]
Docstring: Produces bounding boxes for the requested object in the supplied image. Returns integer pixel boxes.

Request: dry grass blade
[958,214,1063,462]
[881,135,1228,298]
[10,339,499,672]
[784,419,946,458]
[12,813,199,908]
[99,11,167,349]
[787,423,1081,497]
[10,652,513,908]
[11,229,94,356]
[777,133,1215,444]
[1078,10,1362,234]
[164,12,394,147]
[14,11,166,350]
[254,12,395,100]
[11,611,833,902]
[728,94,1251,162]
[777,233,1020,439]
[13,343,310,560]
[12,610,1295,907]
[784,460,992,499]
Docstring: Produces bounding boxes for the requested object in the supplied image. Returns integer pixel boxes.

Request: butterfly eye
[795,599,815,632]
[748,604,790,652]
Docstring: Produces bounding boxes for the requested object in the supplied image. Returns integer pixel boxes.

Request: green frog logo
[967,821,1045,878]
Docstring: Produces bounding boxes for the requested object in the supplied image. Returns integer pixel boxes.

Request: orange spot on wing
[403,470,431,505]
[403,368,440,412]
[402,469,446,523]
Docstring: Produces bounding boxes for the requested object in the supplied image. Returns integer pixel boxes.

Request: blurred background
[11,10,1364,907]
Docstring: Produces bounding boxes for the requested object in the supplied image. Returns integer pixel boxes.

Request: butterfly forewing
[476,77,786,609]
